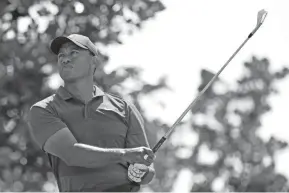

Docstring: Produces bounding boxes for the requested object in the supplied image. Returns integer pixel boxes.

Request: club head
[249,9,268,37]
[257,9,268,26]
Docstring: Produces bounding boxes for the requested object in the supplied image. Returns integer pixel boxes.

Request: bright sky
[105,0,289,191]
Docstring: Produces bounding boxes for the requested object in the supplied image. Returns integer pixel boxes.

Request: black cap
[50,34,98,56]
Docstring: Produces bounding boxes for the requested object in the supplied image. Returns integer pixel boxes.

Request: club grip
[152,137,166,153]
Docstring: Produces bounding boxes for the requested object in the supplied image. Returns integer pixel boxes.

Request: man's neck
[64,78,95,104]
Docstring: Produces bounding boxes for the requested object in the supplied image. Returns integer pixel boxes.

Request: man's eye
[71,50,79,56]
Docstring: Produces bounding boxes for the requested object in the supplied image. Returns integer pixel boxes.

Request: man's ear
[89,56,97,68]
[90,56,97,74]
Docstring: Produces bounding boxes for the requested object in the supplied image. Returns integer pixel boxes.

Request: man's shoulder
[28,94,60,124]
[30,94,58,110]
[105,92,125,102]
[105,92,132,106]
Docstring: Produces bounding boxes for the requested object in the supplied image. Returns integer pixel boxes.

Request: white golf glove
[128,163,148,183]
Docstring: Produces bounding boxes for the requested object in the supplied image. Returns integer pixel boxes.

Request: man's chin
[60,75,76,83]
[63,78,77,83]
[60,73,89,83]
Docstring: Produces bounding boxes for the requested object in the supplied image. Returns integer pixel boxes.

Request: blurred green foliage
[187,57,289,192]
[0,0,289,192]
[0,0,166,191]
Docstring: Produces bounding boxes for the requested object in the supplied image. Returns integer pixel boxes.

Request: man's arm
[125,100,156,184]
[29,106,153,168]
[44,127,126,168]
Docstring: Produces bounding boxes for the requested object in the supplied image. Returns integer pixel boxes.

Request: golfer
[28,34,156,192]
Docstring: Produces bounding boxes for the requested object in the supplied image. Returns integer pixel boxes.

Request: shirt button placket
[84,102,91,119]
[84,104,88,119]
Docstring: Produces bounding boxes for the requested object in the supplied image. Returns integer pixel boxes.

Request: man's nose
[62,57,71,65]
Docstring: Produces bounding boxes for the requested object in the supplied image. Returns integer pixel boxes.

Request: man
[28,34,156,192]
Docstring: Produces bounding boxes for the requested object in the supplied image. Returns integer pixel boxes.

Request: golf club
[129,9,268,182]
[145,9,268,159]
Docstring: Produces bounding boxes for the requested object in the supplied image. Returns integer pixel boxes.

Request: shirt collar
[93,85,105,97]
[56,85,105,100]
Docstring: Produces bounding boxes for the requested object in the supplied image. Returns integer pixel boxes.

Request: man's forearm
[67,143,126,168]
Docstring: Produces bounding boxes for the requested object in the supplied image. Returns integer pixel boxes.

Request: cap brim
[50,36,88,55]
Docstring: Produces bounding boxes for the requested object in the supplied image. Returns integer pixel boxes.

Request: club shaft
[152,28,260,154]
[167,36,250,137]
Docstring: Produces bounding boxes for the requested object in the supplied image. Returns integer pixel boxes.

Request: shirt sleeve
[28,104,67,151]
[125,101,151,149]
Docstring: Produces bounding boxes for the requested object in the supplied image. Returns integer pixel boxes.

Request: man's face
[57,42,94,82]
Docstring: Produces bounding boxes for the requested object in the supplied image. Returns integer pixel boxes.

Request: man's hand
[128,163,148,183]
[122,147,156,184]
[128,163,155,184]
[122,146,155,166]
